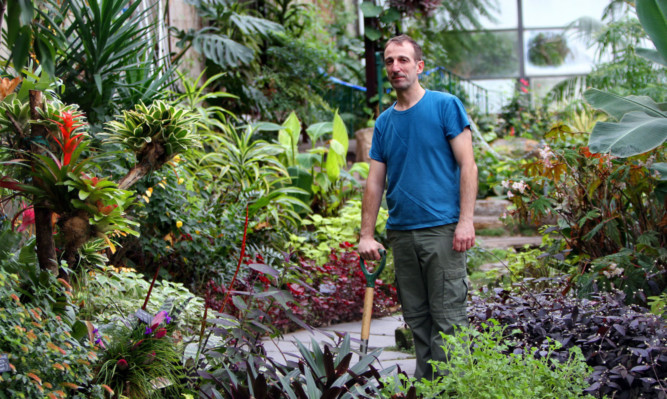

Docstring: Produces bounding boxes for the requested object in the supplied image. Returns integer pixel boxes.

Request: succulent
[104,100,199,163]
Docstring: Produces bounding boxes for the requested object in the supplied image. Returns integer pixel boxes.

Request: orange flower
[0,76,21,100]
[48,393,58,399]
[26,372,42,385]
[29,308,42,321]
[44,382,53,389]
[47,342,67,355]
[10,293,20,303]
[26,330,37,341]
[61,382,80,389]
[56,278,73,291]
[53,363,66,371]
[101,385,115,395]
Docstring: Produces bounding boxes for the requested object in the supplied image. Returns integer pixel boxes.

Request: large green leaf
[332,111,349,154]
[193,31,255,68]
[636,47,667,66]
[360,2,383,18]
[636,0,667,62]
[306,122,332,144]
[584,89,667,120]
[652,162,667,181]
[588,111,667,157]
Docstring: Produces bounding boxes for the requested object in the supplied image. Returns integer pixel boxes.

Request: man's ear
[417,60,425,73]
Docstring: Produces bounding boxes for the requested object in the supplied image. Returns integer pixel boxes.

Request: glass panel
[431,31,520,79]
[478,0,518,29]
[470,79,517,113]
[524,29,597,76]
[523,0,607,28]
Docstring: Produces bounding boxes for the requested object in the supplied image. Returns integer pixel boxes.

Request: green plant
[75,267,205,333]
[528,32,570,67]
[94,308,189,398]
[103,100,199,190]
[32,0,175,124]
[381,320,594,399]
[647,292,667,318]
[278,110,368,216]
[289,199,388,266]
[0,230,108,398]
[505,139,666,304]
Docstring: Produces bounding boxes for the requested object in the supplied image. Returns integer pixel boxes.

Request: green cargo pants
[387,223,469,380]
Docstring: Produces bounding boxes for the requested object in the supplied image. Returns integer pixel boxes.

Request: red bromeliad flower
[96,200,118,216]
[49,111,86,167]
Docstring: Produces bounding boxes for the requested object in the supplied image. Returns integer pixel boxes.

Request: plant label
[134,309,153,324]
[0,354,10,373]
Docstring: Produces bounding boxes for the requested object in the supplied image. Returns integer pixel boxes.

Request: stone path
[263,314,416,376]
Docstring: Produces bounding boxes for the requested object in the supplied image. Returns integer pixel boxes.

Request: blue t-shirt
[369,90,470,230]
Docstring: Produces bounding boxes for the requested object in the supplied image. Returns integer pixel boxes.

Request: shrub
[94,307,192,398]
[75,267,205,333]
[382,320,594,399]
[468,281,667,399]
[506,139,666,304]
[204,245,399,333]
[0,233,108,398]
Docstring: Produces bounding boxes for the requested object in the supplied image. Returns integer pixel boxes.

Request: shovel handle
[359,249,387,288]
[360,286,374,354]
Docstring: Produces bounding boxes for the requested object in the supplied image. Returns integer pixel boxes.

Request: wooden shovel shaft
[360,286,375,353]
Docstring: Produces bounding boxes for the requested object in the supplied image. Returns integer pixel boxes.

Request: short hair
[384,34,423,61]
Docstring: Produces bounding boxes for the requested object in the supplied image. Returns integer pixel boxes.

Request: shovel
[359,249,387,354]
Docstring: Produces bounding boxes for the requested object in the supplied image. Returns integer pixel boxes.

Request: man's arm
[358,160,387,260]
[450,127,478,252]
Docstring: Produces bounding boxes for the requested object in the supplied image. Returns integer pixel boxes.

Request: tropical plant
[278,111,368,216]
[528,32,570,67]
[549,0,667,104]
[75,267,205,332]
[504,136,666,304]
[30,0,175,124]
[94,308,190,398]
[289,199,388,266]
[103,100,199,190]
[585,0,667,160]
[0,230,110,398]
[196,121,309,233]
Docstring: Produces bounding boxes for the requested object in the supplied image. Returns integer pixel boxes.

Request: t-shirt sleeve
[442,95,470,140]
[369,123,385,163]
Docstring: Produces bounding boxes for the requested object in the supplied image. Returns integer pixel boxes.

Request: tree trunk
[363,16,379,118]
[0,1,6,36]
[29,90,59,275]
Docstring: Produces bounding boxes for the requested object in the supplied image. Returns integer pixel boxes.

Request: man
[358,34,477,380]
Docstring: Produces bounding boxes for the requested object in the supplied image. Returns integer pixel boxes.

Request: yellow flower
[176,221,183,229]
[178,177,185,184]
[146,187,153,197]
[172,155,181,163]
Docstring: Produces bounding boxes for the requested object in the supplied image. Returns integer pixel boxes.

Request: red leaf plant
[49,111,86,167]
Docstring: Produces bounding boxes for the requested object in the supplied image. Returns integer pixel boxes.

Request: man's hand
[358,236,385,261]
[453,220,475,252]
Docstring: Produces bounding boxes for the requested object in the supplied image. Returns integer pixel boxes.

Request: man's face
[384,42,424,91]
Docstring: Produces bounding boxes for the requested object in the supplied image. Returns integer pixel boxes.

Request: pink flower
[16,205,35,232]
[150,311,169,330]
[116,359,129,371]
[520,78,529,86]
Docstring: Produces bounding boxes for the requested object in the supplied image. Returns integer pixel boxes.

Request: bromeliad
[49,111,86,167]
